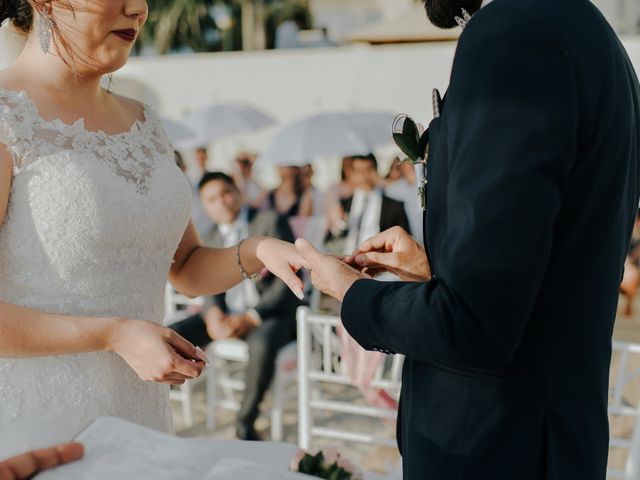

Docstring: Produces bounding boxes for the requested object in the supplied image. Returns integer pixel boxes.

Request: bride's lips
[112,28,137,43]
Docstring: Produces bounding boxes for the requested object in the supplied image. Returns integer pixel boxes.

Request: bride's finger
[168,350,205,378]
[165,373,193,381]
[162,379,186,385]
[167,330,200,362]
[280,266,305,300]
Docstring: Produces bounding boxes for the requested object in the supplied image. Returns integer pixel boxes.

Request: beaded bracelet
[236,239,260,280]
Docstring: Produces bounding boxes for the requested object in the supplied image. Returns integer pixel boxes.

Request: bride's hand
[107,319,206,385]
[255,237,306,300]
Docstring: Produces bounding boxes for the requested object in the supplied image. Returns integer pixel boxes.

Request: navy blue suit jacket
[341,0,640,477]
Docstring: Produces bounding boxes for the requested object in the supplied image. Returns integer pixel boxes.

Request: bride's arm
[0,301,117,357]
[0,150,111,358]
[169,220,305,299]
[0,150,204,382]
[0,300,204,384]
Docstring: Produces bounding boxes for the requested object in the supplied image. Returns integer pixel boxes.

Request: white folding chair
[206,338,298,441]
[608,341,640,479]
[164,284,206,429]
[164,283,297,438]
[297,307,404,450]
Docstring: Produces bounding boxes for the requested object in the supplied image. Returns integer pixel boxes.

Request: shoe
[236,422,262,441]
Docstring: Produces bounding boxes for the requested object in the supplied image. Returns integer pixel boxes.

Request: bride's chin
[90,56,131,77]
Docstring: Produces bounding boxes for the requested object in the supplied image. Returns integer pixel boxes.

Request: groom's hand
[345,226,431,282]
[0,443,84,479]
[295,239,368,302]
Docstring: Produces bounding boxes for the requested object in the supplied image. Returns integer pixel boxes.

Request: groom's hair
[198,172,238,192]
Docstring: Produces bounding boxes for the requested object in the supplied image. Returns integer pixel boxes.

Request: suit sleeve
[254,214,300,319]
[341,4,579,375]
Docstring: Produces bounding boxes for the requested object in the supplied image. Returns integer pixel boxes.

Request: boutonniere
[392,114,429,211]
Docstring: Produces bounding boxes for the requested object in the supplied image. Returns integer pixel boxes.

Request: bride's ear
[30,0,51,15]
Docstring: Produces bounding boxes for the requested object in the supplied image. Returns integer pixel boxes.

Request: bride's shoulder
[108,92,151,124]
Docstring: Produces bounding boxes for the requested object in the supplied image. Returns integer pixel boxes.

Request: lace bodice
[0,87,192,433]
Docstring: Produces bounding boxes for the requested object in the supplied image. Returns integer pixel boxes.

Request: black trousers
[170,313,296,426]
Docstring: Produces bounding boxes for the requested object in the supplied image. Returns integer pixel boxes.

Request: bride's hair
[0,0,77,68]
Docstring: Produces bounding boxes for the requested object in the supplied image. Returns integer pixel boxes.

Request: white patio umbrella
[182,103,276,147]
[258,112,395,167]
[161,118,197,144]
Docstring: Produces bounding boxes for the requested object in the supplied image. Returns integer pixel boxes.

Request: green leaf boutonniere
[392,114,429,210]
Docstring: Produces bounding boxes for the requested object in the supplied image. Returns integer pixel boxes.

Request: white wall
[592,0,640,34]
[114,37,640,188]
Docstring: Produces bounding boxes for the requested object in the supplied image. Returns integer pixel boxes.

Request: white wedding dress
[0,87,192,433]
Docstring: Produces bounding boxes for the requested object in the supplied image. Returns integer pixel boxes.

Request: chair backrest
[297,306,403,450]
[163,283,204,326]
[608,341,640,480]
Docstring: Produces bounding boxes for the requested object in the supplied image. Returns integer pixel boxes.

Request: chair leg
[297,309,312,450]
[625,409,640,479]
[182,383,194,429]
[271,368,285,442]
[206,363,217,431]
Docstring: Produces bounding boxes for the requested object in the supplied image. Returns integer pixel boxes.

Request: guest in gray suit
[170,172,300,441]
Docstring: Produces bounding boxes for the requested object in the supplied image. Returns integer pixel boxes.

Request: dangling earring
[36,9,53,54]
[454,8,473,30]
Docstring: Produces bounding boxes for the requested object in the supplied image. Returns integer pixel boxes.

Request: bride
[0,0,305,433]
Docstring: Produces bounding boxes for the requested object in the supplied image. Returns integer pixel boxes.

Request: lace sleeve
[0,91,27,175]
[0,117,18,176]
[143,105,174,156]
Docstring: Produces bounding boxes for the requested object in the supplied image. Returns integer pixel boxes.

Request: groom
[297,0,640,478]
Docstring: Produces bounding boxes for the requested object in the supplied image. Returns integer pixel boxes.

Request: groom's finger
[355,252,399,269]
[295,238,324,267]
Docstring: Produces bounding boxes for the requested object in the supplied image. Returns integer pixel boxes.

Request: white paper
[189,439,297,470]
[34,417,219,480]
[203,458,315,480]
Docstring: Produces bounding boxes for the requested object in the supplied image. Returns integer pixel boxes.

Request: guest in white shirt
[325,154,411,255]
[232,152,267,209]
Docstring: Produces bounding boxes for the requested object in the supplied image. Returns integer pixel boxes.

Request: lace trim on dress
[0,87,171,195]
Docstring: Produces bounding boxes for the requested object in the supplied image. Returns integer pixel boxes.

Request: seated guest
[264,166,313,218]
[232,152,267,209]
[325,154,411,255]
[621,209,640,315]
[382,157,403,187]
[188,147,212,235]
[325,157,355,240]
[170,172,300,441]
[385,157,423,244]
[299,164,324,217]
